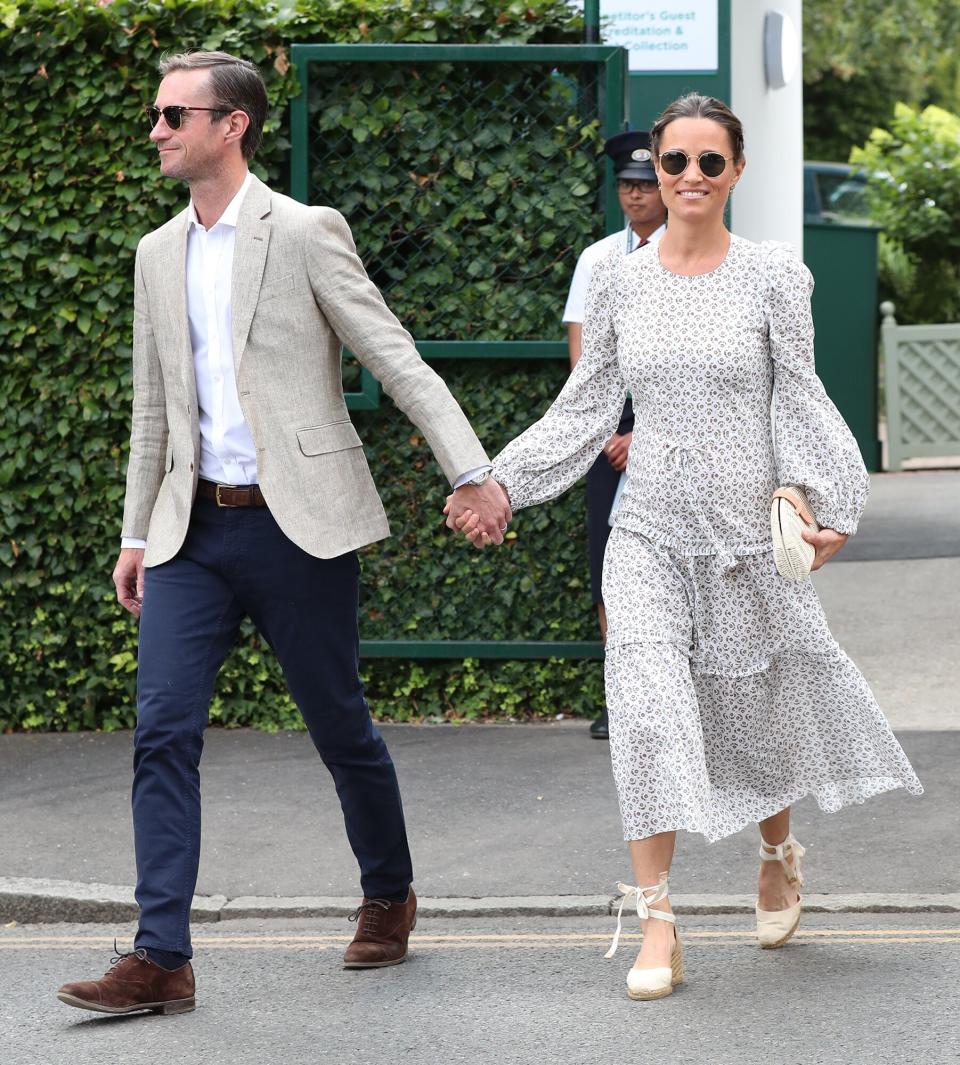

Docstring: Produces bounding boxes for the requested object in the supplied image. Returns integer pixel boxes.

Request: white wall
[729,0,804,252]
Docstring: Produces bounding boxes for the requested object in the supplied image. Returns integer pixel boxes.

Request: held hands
[604,430,632,472]
[801,527,849,571]
[113,547,145,617]
[443,478,512,549]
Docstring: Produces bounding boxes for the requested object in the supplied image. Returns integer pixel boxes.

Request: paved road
[1,728,953,901]
[812,557,959,729]
[838,470,959,561]
[2,471,957,1061]
[4,914,958,1065]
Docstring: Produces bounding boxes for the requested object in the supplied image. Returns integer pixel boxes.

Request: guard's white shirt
[562,222,666,323]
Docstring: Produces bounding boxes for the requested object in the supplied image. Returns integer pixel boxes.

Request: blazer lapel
[231,177,273,372]
[161,210,197,411]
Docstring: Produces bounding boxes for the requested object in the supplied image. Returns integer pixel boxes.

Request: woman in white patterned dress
[450,94,922,1000]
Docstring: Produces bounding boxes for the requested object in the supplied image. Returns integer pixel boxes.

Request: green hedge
[304,58,606,339]
[0,0,606,732]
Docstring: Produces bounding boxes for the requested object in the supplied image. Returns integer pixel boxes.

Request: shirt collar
[625,221,666,252]
[187,171,253,232]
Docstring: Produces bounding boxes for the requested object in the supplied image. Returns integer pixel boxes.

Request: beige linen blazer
[120,175,489,567]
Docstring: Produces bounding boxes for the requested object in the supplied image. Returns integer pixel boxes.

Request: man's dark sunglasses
[145,105,228,130]
[659,149,732,178]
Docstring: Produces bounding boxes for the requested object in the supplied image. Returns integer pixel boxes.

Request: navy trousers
[132,497,413,956]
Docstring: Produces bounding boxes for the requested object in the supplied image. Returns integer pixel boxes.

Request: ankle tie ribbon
[605,877,675,959]
[759,834,806,888]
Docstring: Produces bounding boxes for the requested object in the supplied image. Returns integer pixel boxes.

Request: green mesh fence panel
[300,58,612,342]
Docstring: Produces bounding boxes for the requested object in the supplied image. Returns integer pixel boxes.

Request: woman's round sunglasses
[659,149,732,179]
[145,105,228,131]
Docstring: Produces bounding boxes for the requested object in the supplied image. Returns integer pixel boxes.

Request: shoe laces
[348,898,391,935]
[105,940,148,976]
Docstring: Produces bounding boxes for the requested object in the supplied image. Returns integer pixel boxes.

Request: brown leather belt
[196,480,267,508]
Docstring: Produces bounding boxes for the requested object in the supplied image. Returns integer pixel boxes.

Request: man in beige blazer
[57,50,509,1017]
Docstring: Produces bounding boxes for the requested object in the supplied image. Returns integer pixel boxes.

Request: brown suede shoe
[343,887,417,968]
[57,947,195,1015]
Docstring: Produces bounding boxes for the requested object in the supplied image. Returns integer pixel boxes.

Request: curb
[3,878,960,924]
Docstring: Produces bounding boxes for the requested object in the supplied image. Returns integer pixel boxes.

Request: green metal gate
[290,43,627,409]
[288,44,626,661]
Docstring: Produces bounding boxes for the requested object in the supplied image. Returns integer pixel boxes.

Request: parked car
[804,161,871,223]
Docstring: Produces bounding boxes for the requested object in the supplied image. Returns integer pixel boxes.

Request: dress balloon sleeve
[492,251,626,510]
[765,242,869,534]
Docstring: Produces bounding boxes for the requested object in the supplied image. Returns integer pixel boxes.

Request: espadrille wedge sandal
[606,874,684,1000]
[756,833,806,948]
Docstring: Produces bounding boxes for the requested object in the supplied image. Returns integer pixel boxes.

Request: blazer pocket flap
[258,273,295,304]
[297,420,363,456]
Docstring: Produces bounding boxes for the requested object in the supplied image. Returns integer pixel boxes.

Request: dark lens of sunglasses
[659,151,687,176]
[146,106,183,130]
[699,152,727,178]
[659,150,727,178]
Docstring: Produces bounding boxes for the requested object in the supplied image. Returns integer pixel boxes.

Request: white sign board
[600,1,719,72]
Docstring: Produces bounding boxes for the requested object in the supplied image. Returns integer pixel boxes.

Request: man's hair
[650,93,745,164]
[158,51,268,160]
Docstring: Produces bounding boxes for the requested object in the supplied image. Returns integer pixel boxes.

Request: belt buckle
[215,484,239,508]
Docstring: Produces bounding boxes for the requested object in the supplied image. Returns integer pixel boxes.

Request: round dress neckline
[655,233,738,279]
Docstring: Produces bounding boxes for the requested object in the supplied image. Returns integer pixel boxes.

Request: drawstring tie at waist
[666,442,738,571]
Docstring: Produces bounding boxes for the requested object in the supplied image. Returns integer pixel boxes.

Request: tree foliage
[0,0,608,732]
[851,103,960,324]
[803,0,960,160]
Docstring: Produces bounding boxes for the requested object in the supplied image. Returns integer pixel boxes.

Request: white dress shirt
[122,173,254,550]
[189,171,258,487]
[122,172,485,549]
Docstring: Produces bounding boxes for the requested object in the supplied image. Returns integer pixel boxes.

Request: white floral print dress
[493,235,922,842]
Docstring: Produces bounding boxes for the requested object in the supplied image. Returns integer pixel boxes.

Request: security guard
[562,131,667,739]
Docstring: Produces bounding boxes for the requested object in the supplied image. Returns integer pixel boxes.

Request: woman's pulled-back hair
[650,94,745,164]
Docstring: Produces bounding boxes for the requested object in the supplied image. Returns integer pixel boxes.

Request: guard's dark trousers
[132,496,412,956]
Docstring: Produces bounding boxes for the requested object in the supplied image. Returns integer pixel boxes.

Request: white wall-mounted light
[764,10,800,90]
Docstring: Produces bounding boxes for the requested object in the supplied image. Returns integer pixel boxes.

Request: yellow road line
[2,930,959,950]
[4,928,960,942]
[3,938,960,951]
[5,928,960,942]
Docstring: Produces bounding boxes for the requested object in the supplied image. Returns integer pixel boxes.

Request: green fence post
[288,44,310,204]
[584,0,600,43]
[603,47,628,236]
